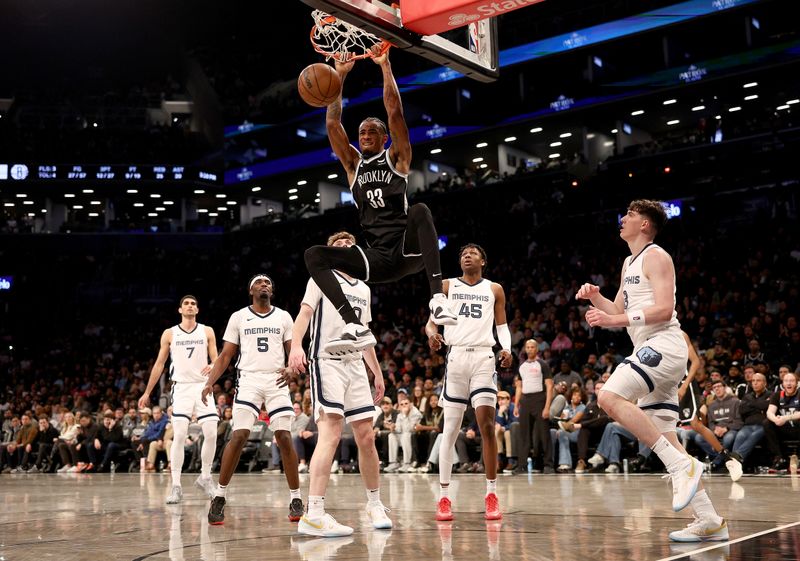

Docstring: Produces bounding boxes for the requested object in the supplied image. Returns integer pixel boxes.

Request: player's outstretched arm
[373,50,411,174]
[201,342,237,405]
[326,60,359,180]
[139,329,171,409]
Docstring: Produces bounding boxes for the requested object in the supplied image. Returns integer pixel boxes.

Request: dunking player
[139,295,219,504]
[425,244,512,521]
[288,231,393,537]
[304,49,457,356]
[200,275,303,525]
[577,200,728,542]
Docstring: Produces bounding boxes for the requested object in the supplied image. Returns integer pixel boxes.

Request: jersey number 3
[365,188,385,209]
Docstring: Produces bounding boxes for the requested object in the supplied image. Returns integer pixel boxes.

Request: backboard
[299,0,500,82]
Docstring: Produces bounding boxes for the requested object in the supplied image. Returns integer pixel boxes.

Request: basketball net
[310,10,392,62]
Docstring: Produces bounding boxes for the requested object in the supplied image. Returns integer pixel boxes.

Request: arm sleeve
[222,312,240,345]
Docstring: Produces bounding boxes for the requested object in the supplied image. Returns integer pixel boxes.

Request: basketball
[297,63,342,107]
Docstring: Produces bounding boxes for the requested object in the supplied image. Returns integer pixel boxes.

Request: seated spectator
[0,412,38,473]
[373,397,398,465]
[763,372,800,470]
[494,391,516,471]
[454,406,483,473]
[732,372,770,467]
[385,394,422,473]
[71,414,100,472]
[569,380,611,473]
[553,361,582,389]
[553,386,586,472]
[95,410,124,472]
[413,393,442,470]
[55,412,80,473]
[587,421,649,473]
[293,408,317,473]
[28,416,60,473]
[694,380,742,470]
[135,406,168,472]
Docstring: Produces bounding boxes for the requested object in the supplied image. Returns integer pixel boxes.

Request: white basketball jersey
[302,272,372,360]
[169,324,209,383]
[443,277,497,347]
[621,243,681,347]
[223,306,293,374]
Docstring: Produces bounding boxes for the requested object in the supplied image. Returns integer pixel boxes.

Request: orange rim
[309,23,392,62]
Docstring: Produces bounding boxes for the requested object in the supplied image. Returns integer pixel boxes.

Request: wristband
[627,309,646,327]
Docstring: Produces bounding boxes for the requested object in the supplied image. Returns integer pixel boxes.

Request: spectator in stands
[96,410,124,472]
[694,380,742,470]
[744,339,766,366]
[385,394,422,473]
[763,372,800,470]
[554,386,586,472]
[413,393,442,470]
[494,391,516,471]
[28,416,59,473]
[72,413,100,472]
[294,403,316,474]
[569,380,611,473]
[1,412,38,473]
[55,412,80,472]
[373,397,398,466]
[731,372,770,468]
[550,331,573,355]
[553,361,582,389]
[587,421,642,473]
[136,405,168,471]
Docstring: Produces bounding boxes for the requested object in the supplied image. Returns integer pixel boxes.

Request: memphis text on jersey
[175,338,205,347]
[624,275,641,285]
[244,326,282,336]
[451,293,491,302]
[346,293,368,308]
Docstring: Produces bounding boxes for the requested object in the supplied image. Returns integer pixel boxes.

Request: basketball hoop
[310,10,392,62]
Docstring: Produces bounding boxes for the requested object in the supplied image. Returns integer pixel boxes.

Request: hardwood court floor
[2,471,799,561]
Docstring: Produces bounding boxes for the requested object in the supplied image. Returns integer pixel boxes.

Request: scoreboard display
[0,163,218,184]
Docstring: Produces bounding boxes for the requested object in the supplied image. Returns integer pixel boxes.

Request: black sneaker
[208,496,226,525]
[289,497,304,522]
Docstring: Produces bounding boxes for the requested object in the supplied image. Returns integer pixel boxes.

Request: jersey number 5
[257,337,269,353]
[366,188,385,209]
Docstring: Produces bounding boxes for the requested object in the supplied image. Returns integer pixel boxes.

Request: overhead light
[479,163,488,169]
[3,203,14,207]
[65,194,76,198]
[215,193,226,198]
[217,206,227,211]
[23,200,33,205]
[663,99,677,105]
[155,207,166,211]
[667,119,680,125]
[126,189,138,194]
[288,188,298,194]
[297,180,307,186]
[611,129,618,134]
[777,105,790,110]
[630,110,644,116]
[27,213,35,217]
[476,142,488,148]
[628,172,634,178]
[715,115,722,119]
[664,167,671,173]
[148,213,158,217]
[82,189,94,194]
[504,136,517,142]
[88,212,99,217]
[150,193,161,198]
[296,128,307,138]
[226,201,236,206]
[289,195,298,201]
[430,148,442,154]
[41,209,47,213]
[92,122,98,128]
[559,132,572,138]
[209,212,218,217]
[603,141,614,147]
[787,99,799,105]
[548,153,560,159]
[316,193,320,197]
[251,186,261,192]
[586,133,595,139]
[164,201,174,205]
[314,198,320,203]
[194,189,205,194]
[744,94,758,101]
[743,82,758,88]
[134,203,144,207]
[472,157,483,163]
[197,209,209,214]
[73,205,84,210]
[691,105,705,111]
[549,141,562,147]
[728,106,741,112]
[530,127,543,133]
[90,200,102,205]
[327,173,338,179]
[15,193,27,198]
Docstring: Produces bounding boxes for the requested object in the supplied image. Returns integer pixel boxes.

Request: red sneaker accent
[484,493,502,520]
[435,497,454,521]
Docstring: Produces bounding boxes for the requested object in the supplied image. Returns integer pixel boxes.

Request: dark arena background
[1,1,800,560]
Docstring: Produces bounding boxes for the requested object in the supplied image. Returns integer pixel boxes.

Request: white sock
[690,489,722,524]
[290,488,302,501]
[366,488,381,505]
[651,436,688,471]
[308,495,324,519]
[486,479,497,496]
[215,484,227,498]
[440,484,449,499]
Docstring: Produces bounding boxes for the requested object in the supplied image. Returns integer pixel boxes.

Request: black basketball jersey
[350,150,409,249]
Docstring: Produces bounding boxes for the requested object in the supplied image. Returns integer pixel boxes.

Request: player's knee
[274,430,291,447]
[231,431,249,447]
[597,389,614,411]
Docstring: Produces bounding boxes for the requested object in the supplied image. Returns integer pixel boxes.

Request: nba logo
[468,22,480,54]
[0,164,7,180]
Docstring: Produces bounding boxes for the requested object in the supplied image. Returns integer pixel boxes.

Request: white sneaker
[330,460,339,474]
[57,464,71,473]
[323,323,376,355]
[399,463,413,473]
[669,457,704,511]
[366,502,393,529]
[604,463,620,473]
[669,517,729,542]
[429,294,458,326]
[298,513,354,537]
[298,463,309,473]
[166,485,183,504]
[195,476,215,498]
[725,457,743,482]
[587,453,605,467]
[383,463,400,473]
[67,465,80,473]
